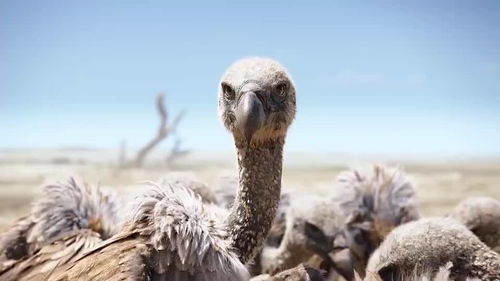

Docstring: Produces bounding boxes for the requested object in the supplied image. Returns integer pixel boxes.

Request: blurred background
[0,0,499,228]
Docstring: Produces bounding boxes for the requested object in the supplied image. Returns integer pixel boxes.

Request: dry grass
[0,149,499,230]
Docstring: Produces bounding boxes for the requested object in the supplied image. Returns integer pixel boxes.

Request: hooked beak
[328,248,356,281]
[236,91,265,142]
[319,235,336,254]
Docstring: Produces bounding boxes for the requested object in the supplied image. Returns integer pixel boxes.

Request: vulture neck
[226,139,284,264]
[473,246,500,279]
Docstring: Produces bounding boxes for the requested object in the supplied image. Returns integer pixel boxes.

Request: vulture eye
[273,82,288,102]
[221,82,235,101]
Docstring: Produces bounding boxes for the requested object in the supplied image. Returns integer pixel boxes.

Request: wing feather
[47,231,148,281]
[1,176,121,275]
[0,229,102,281]
[137,182,249,281]
[0,216,33,267]
[27,180,249,281]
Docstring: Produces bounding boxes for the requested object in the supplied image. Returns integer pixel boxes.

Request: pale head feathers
[361,262,480,281]
[367,217,500,280]
[218,57,296,147]
[450,196,500,253]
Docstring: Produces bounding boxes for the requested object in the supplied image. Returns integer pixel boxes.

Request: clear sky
[1,0,499,156]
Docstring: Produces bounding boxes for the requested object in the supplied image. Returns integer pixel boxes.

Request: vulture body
[46,184,249,281]
[159,175,219,205]
[251,264,326,281]
[360,262,480,281]
[0,177,120,280]
[332,165,420,278]
[261,195,343,276]
[366,217,500,281]
[12,57,297,281]
[450,196,500,253]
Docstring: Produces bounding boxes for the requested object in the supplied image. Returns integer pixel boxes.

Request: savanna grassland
[0,148,499,230]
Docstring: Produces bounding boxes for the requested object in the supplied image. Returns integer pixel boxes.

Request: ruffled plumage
[0,176,121,280]
[127,181,248,280]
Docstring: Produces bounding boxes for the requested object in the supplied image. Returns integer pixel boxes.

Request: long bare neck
[473,246,500,279]
[226,139,284,264]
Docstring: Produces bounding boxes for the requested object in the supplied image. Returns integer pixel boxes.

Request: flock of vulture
[0,58,499,281]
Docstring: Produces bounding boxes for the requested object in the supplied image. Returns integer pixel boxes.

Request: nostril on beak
[253,90,265,104]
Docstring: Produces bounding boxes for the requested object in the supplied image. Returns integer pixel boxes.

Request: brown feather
[0,216,33,265]
[43,182,250,281]
[0,230,102,281]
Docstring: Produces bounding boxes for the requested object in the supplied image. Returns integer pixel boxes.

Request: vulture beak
[328,248,356,281]
[236,91,265,142]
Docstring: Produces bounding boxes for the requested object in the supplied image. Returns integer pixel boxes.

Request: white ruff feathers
[29,176,120,244]
[128,181,250,281]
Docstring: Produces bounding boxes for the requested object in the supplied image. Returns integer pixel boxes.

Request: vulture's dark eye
[273,82,288,102]
[221,82,235,101]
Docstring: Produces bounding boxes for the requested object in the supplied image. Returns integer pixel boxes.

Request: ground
[0,148,499,230]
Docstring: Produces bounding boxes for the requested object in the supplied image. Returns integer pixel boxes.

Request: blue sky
[1,0,499,156]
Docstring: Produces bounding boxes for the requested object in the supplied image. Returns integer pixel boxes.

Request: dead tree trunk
[118,140,127,167]
[166,137,190,165]
[134,93,185,166]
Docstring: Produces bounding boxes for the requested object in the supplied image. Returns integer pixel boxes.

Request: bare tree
[166,137,190,165]
[134,93,186,166]
[118,140,127,167]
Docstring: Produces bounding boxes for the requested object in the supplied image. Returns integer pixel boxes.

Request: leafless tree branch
[169,110,187,135]
[166,137,190,165]
[130,93,189,167]
[135,94,170,166]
